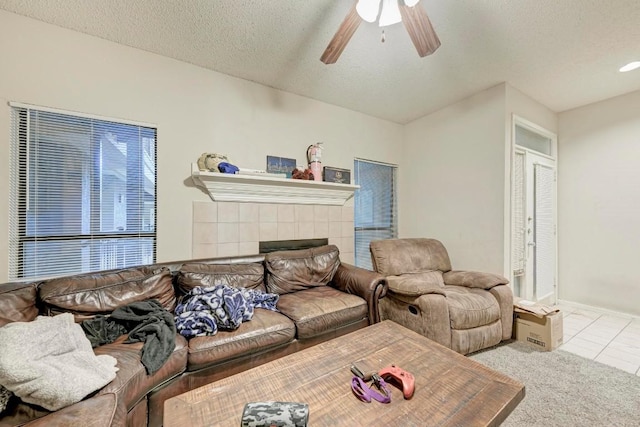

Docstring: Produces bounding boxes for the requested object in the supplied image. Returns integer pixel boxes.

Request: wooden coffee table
[164,321,524,426]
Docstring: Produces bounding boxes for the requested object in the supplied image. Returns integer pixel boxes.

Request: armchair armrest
[443,270,509,290]
[330,263,387,324]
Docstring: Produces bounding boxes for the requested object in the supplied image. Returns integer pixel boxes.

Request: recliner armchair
[369,238,513,354]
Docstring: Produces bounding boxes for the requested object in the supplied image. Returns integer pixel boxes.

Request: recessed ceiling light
[619,61,640,72]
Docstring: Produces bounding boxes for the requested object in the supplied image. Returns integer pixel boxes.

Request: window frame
[9,102,157,280]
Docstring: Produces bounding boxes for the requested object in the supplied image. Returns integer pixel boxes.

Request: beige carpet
[469,340,640,427]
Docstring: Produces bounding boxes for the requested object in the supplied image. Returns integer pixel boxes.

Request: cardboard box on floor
[513,297,563,351]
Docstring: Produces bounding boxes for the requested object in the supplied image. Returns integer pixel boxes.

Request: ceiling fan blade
[399,3,441,57]
[320,2,362,64]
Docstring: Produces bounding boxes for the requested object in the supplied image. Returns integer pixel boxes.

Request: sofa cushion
[176,262,265,295]
[186,309,295,371]
[443,285,501,330]
[95,334,188,411]
[265,245,340,295]
[0,282,39,327]
[276,286,367,339]
[39,266,176,321]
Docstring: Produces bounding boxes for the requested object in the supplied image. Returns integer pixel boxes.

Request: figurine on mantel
[291,167,315,180]
[197,153,229,172]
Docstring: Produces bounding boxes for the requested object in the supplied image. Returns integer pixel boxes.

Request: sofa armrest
[443,270,509,290]
[330,263,387,324]
[23,393,123,427]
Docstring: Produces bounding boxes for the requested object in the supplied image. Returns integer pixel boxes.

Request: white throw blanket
[0,313,118,411]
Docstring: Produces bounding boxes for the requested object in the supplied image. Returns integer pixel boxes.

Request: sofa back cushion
[265,245,340,295]
[176,262,265,295]
[369,238,452,276]
[0,282,39,327]
[39,266,175,321]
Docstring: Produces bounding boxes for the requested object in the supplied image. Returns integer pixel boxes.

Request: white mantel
[191,164,359,206]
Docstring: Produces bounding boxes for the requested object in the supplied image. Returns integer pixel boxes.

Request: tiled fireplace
[192,200,355,264]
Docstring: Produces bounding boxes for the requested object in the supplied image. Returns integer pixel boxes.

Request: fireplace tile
[277,205,295,222]
[260,204,278,223]
[341,221,355,238]
[278,222,295,240]
[329,221,342,238]
[314,205,329,222]
[218,202,239,223]
[314,221,329,239]
[218,223,239,243]
[193,222,218,244]
[329,206,342,221]
[193,201,217,223]
[217,243,239,257]
[239,203,259,223]
[193,243,217,259]
[295,222,314,240]
[239,223,259,242]
[259,222,278,241]
[239,242,258,256]
[295,205,314,222]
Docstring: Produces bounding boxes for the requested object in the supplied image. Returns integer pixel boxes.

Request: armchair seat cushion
[386,271,445,296]
[277,286,367,339]
[443,270,509,290]
[444,285,501,329]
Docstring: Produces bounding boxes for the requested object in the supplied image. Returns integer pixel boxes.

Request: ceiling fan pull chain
[381,30,386,43]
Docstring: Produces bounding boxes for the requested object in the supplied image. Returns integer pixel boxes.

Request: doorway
[511,118,557,304]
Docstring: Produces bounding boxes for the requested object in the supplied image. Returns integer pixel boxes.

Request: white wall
[0,10,403,281]
[558,89,640,316]
[401,84,507,273]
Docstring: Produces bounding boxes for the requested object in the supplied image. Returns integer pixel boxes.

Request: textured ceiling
[1,0,639,124]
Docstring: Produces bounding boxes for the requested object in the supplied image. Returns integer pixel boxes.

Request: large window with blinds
[354,159,398,270]
[9,104,156,280]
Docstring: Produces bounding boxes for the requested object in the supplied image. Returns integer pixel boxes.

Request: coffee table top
[164,320,524,427]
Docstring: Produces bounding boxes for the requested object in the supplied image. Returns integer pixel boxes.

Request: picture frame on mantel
[267,155,297,178]
[323,166,351,184]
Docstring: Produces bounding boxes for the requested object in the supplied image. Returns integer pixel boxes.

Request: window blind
[534,163,556,300]
[512,151,526,276]
[354,159,398,270]
[9,105,157,280]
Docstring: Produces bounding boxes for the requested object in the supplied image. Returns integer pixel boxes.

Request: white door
[511,121,557,304]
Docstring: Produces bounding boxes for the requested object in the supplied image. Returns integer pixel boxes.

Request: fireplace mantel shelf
[191,164,359,206]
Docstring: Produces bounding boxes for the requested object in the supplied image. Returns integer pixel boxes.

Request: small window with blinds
[354,159,398,270]
[9,104,157,280]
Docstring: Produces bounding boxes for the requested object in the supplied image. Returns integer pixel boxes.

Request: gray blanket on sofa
[0,313,118,411]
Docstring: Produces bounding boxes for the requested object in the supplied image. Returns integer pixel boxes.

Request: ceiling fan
[321,0,441,64]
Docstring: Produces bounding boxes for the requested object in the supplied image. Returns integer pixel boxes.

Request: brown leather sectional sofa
[0,245,386,427]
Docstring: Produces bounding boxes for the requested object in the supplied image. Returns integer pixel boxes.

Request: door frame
[509,115,558,303]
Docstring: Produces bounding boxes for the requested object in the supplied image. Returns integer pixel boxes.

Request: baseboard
[557,299,640,320]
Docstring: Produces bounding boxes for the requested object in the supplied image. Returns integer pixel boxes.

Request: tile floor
[557,304,640,376]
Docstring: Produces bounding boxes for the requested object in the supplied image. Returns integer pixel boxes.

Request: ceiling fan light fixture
[404,0,420,7]
[356,0,381,23]
[379,0,402,27]
[619,61,640,72]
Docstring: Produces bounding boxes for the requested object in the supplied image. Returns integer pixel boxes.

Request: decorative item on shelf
[306,142,323,182]
[267,155,297,178]
[197,153,229,172]
[323,166,351,184]
[291,167,315,180]
[237,168,287,178]
[217,162,239,174]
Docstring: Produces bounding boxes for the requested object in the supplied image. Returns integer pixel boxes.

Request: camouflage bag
[240,401,309,427]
